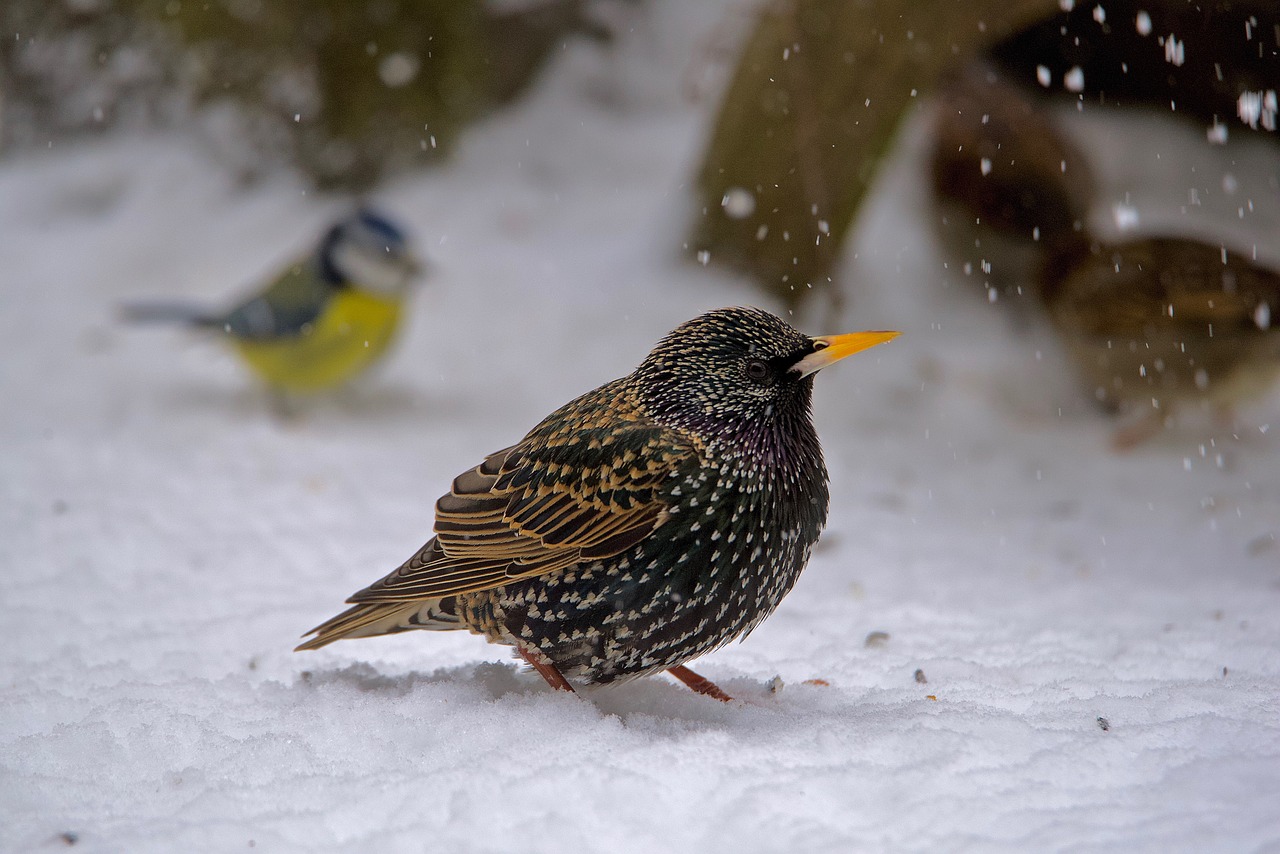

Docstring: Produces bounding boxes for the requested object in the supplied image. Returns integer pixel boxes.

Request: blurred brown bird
[1042,237,1280,447]
[930,61,1094,307]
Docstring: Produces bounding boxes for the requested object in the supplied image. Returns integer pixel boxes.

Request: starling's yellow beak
[792,330,900,378]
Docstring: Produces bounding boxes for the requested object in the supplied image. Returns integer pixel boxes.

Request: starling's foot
[668,665,732,702]
[517,644,576,694]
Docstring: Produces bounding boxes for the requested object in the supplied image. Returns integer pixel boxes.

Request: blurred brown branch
[688,0,1059,309]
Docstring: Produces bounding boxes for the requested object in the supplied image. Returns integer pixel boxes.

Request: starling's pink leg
[516,643,576,694]
[668,665,732,702]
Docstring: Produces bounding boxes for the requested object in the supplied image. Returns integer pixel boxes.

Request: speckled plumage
[298,307,897,699]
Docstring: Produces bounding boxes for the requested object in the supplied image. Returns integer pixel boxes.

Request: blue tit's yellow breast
[233,290,403,392]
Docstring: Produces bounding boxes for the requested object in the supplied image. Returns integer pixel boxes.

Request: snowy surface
[3,3,1280,851]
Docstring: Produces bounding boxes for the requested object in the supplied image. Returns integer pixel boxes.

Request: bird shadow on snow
[148,378,470,427]
[293,660,831,732]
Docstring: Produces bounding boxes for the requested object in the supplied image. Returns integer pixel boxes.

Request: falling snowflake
[1256,302,1273,331]
[1112,204,1140,230]
[720,187,756,219]
[1237,90,1278,131]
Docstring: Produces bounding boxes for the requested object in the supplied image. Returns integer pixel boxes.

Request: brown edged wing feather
[345,384,702,605]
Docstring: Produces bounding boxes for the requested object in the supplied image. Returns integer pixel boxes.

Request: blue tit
[124,208,423,394]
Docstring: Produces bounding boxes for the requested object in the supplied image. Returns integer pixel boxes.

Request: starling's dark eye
[745,359,772,384]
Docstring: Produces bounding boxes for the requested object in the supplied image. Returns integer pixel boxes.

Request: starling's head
[317,208,424,294]
[635,306,898,435]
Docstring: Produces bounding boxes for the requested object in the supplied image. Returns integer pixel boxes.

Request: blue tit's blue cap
[318,207,416,285]
[352,208,408,252]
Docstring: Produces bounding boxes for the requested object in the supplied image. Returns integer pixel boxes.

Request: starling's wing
[220,263,330,340]
[346,417,701,604]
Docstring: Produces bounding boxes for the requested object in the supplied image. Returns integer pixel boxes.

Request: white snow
[3,3,1279,851]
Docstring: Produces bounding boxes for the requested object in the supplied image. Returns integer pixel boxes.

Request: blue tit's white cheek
[331,240,416,295]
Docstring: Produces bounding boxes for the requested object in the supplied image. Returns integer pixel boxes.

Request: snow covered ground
[3,3,1279,851]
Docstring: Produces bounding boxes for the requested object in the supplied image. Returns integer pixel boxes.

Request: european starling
[298,307,898,701]
[1043,237,1280,447]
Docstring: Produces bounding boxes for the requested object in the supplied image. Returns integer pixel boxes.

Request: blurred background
[3,0,1277,438]
[2,1,1279,850]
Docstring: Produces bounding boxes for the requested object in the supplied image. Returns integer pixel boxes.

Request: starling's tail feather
[119,300,222,327]
[296,598,463,651]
